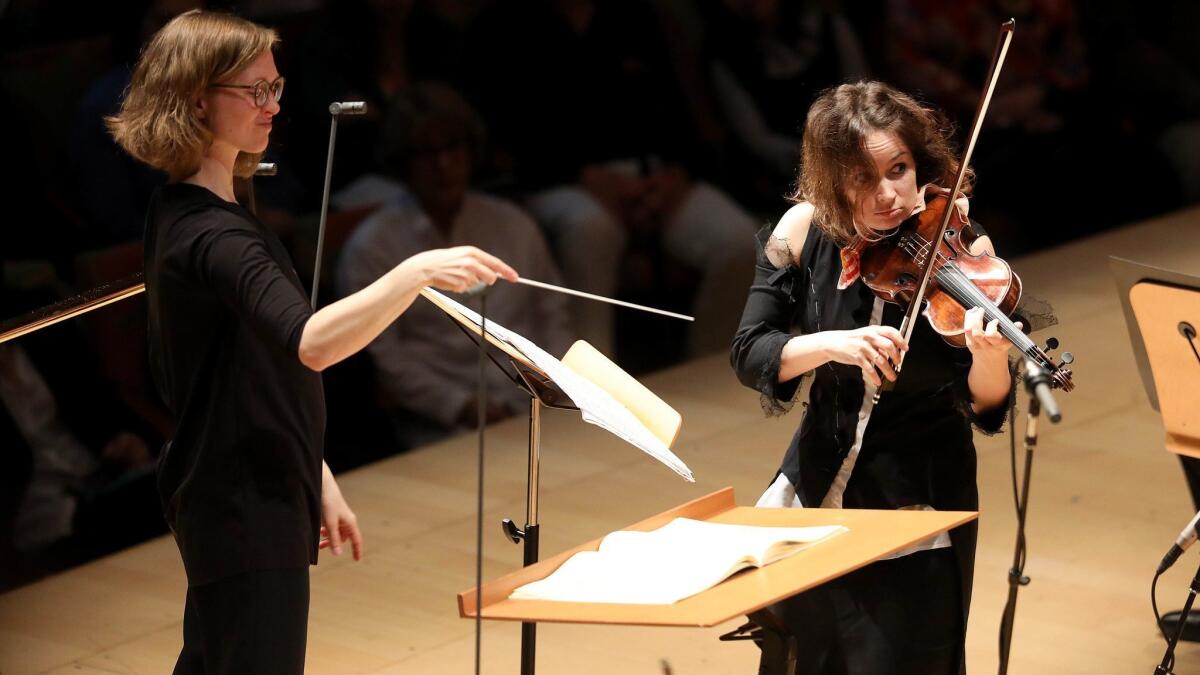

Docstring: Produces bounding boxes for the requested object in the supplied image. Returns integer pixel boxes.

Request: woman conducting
[730,81,1016,673]
[108,10,516,673]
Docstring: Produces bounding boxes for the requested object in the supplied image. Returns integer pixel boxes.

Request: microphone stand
[1156,558,1200,674]
[1152,321,1200,674]
[474,289,489,675]
[311,101,366,308]
[246,162,276,214]
[998,360,1062,674]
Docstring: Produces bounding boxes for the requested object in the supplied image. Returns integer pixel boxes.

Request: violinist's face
[844,130,920,234]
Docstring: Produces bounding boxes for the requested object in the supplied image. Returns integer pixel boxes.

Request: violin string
[890,234,1060,372]
[898,235,948,269]
[935,264,1048,364]
[900,233,951,268]
[937,266,1028,339]
[898,238,1011,333]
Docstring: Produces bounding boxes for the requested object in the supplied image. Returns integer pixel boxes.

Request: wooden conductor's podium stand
[460,488,976,674]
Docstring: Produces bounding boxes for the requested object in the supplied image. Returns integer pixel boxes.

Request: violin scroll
[1039,336,1075,392]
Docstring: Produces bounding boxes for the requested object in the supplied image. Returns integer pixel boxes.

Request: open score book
[510,517,847,605]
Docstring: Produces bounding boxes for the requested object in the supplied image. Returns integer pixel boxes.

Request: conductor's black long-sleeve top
[145,183,324,585]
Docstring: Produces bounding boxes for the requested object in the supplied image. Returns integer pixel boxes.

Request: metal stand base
[501,364,578,675]
[1156,558,1200,674]
[999,395,1044,674]
[720,608,798,675]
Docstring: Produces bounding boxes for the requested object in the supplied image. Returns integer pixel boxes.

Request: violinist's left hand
[964,306,1019,413]
[963,306,1019,364]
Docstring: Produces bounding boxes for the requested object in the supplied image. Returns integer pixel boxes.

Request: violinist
[730,81,1016,673]
[107,10,516,673]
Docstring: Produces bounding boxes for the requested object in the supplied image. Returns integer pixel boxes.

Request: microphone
[328,101,367,116]
[1023,358,1062,423]
[1159,509,1200,574]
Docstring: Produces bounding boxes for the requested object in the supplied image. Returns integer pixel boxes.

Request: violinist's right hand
[819,326,909,388]
[404,246,518,293]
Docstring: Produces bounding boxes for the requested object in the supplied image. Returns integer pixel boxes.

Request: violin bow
[888,18,1016,383]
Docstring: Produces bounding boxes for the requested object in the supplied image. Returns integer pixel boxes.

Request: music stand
[459,487,976,674]
[1110,257,1200,456]
[1111,257,1200,673]
[420,289,686,675]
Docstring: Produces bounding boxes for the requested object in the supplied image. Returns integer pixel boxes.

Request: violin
[859,193,1074,391]
[855,18,1073,394]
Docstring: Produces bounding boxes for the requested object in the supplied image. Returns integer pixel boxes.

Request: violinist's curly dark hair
[791,81,972,246]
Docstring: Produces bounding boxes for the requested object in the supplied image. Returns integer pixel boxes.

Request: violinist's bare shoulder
[767,201,814,268]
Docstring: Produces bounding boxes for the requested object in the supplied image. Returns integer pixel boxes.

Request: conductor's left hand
[319,461,363,560]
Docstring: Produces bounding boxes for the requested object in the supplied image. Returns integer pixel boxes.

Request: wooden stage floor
[2,207,1200,673]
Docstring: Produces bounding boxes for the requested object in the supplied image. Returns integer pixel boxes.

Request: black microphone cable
[1150,321,1200,672]
[1152,568,1171,669]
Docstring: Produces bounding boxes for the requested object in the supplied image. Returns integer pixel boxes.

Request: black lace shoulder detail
[748,225,809,416]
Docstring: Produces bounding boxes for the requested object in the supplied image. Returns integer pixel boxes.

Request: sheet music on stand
[421,288,694,481]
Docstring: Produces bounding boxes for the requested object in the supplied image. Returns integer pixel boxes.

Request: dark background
[1,0,1197,590]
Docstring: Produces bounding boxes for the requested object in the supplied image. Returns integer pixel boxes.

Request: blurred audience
[1081,1,1200,204]
[284,0,482,203]
[881,0,1178,252]
[0,286,163,590]
[285,0,417,199]
[704,0,869,210]
[468,0,757,357]
[69,0,197,249]
[3,0,1200,586]
[336,83,573,449]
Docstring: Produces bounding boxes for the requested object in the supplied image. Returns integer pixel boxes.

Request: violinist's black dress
[731,220,1009,674]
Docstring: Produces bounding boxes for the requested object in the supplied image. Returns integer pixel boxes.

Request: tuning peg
[1044,337,1059,352]
[1059,352,1074,366]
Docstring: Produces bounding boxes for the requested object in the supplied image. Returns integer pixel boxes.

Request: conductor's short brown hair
[107,9,279,181]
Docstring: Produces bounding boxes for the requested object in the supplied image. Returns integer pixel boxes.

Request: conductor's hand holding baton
[406,245,519,294]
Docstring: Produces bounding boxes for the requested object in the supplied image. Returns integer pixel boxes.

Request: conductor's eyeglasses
[210,76,285,108]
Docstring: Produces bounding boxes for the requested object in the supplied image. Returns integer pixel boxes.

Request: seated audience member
[0,286,162,577]
[704,0,868,208]
[286,0,477,202]
[468,0,757,356]
[71,0,201,248]
[881,0,1176,250]
[336,83,573,449]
